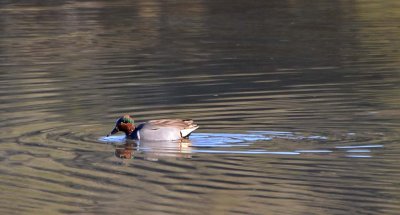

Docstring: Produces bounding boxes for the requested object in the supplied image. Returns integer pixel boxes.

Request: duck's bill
[107,127,119,137]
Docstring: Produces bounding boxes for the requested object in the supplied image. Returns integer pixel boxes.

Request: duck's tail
[180,126,199,138]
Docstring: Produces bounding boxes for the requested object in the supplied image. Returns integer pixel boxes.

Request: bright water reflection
[100,132,383,160]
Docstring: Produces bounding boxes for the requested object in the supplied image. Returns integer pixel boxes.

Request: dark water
[1,1,400,214]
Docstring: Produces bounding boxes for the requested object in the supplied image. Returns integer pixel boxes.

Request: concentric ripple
[2,126,397,215]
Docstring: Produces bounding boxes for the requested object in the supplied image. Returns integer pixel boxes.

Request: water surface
[1,1,400,214]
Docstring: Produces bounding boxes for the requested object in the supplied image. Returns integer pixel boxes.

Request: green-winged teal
[107,115,199,141]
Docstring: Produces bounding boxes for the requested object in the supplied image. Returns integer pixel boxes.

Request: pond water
[1,1,400,214]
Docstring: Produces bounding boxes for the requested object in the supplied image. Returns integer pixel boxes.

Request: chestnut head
[107,115,135,137]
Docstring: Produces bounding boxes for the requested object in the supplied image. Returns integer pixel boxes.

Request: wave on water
[98,131,383,158]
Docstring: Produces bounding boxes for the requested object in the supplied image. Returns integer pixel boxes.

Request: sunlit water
[99,132,383,159]
[1,1,400,215]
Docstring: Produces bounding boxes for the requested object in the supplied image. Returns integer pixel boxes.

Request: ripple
[335,144,384,149]
[98,131,386,160]
[0,121,396,215]
[192,149,300,155]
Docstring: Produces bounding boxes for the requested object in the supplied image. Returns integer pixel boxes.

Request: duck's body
[108,115,199,141]
[132,119,198,140]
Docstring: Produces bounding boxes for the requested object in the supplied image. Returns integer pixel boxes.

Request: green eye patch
[121,117,134,124]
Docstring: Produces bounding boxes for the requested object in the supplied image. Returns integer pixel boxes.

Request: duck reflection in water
[114,138,192,160]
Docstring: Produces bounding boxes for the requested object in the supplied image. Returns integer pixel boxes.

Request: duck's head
[107,115,135,137]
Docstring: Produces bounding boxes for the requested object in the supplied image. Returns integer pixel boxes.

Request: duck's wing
[146,119,199,138]
[147,119,198,129]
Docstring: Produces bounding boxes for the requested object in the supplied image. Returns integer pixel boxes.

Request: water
[1,1,400,214]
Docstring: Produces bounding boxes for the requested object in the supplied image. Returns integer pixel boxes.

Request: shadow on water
[99,131,383,160]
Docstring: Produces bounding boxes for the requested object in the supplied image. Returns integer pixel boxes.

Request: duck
[107,115,199,141]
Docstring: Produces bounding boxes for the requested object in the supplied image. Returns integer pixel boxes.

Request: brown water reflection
[114,139,192,160]
[1,0,400,214]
